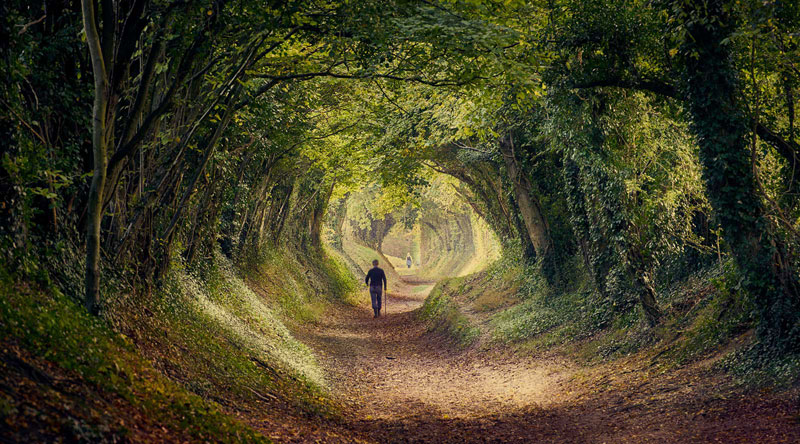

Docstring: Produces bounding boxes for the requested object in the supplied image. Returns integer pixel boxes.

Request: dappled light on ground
[298,272,570,417]
[290,254,800,443]
[179,255,327,388]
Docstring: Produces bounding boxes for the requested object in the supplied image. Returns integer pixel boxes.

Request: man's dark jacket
[365,267,387,290]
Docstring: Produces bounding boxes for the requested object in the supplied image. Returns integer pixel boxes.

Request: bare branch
[16,15,46,35]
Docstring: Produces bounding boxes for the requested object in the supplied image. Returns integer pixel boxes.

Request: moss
[0,275,270,443]
[428,252,774,385]
[0,242,357,441]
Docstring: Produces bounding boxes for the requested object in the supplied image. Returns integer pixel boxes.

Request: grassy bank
[0,245,356,442]
[418,280,481,347]
[420,257,800,387]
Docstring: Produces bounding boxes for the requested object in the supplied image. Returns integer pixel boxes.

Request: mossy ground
[0,244,357,443]
[420,256,800,389]
[0,276,270,443]
[418,281,481,347]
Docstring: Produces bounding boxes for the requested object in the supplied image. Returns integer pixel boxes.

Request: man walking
[365,259,387,318]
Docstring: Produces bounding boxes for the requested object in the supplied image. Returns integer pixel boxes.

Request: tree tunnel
[326,174,501,282]
[5,0,800,441]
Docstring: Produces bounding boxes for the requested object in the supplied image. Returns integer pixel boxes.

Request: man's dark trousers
[370,285,382,315]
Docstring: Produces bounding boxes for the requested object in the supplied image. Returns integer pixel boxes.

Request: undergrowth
[0,270,269,443]
[419,281,480,347]
[1,242,357,442]
[423,253,800,387]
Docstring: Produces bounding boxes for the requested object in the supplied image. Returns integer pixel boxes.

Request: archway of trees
[2,0,800,441]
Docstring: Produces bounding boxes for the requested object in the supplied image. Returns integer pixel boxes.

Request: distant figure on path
[406,253,413,269]
[365,259,387,318]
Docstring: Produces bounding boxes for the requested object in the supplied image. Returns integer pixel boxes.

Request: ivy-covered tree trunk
[563,158,592,274]
[499,134,557,279]
[563,111,660,325]
[326,194,349,251]
[499,136,552,256]
[681,0,800,350]
[309,184,335,248]
[627,244,662,327]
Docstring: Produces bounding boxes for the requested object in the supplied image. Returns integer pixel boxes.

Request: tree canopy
[2,0,799,353]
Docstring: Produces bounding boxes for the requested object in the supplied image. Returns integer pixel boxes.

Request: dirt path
[295,276,581,443]
[293,275,800,443]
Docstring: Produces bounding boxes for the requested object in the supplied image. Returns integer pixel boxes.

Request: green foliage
[488,258,612,346]
[0,273,270,442]
[666,262,755,366]
[722,345,800,389]
[151,251,335,413]
[4,2,800,436]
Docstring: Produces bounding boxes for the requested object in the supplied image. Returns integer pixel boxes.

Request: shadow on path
[291,273,800,443]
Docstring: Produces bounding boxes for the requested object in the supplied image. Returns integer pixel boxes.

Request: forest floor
[288,271,800,443]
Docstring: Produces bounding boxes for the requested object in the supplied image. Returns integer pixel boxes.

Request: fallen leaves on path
[286,275,800,443]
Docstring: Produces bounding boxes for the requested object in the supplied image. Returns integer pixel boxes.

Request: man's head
[372,259,379,267]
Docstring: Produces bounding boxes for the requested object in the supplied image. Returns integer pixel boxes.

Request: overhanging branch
[254,70,482,87]
[571,77,679,99]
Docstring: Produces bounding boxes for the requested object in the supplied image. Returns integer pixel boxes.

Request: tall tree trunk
[681,0,800,350]
[563,158,595,283]
[499,134,557,281]
[271,182,294,244]
[499,135,553,257]
[627,244,662,326]
[81,0,109,314]
[309,182,335,248]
